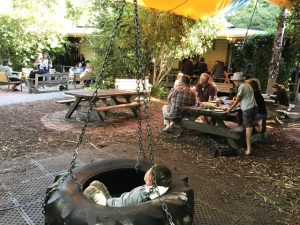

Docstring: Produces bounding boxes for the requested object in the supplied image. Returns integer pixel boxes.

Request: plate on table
[213,109,225,113]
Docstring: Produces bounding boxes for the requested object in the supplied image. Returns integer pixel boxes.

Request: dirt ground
[0,100,299,224]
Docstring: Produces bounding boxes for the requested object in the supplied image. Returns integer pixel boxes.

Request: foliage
[176,16,224,59]
[284,0,300,69]
[151,85,168,99]
[90,0,222,88]
[231,35,288,91]
[226,0,280,33]
[0,15,67,70]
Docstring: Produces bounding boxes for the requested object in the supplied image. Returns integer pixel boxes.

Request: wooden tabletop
[65,89,137,98]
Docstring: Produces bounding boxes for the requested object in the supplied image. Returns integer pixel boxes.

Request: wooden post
[266,7,286,94]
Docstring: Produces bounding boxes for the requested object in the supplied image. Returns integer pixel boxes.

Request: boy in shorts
[226,72,257,155]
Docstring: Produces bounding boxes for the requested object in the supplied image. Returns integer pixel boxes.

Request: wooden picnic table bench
[215,82,236,98]
[172,105,243,149]
[0,72,23,91]
[27,72,69,93]
[63,89,139,124]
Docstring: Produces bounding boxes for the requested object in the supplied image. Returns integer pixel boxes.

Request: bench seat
[56,99,75,104]
[0,72,23,91]
[28,73,69,93]
[93,102,141,112]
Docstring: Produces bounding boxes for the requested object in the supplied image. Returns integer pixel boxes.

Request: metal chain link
[67,0,126,187]
[132,3,175,224]
[133,0,175,225]
[133,0,154,168]
[43,0,126,213]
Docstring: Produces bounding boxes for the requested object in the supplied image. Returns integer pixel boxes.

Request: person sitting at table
[247,79,267,133]
[226,72,257,156]
[162,75,195,132]
[28,65,43,83]
[173,72,184,88]
[80,62,95,87]
[0,59,22,91]
[271,83,289,107]
[195,73,217,124]
[198,57,208,76]
[269,83,290,123]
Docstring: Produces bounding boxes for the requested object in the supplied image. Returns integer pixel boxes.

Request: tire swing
[43,1,194,224]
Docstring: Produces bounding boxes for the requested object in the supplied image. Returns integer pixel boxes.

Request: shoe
[162,127,172,132]
[83,186,99,201]
[89,181,111,199]
[83,186,107,206]
[12,88,20,91]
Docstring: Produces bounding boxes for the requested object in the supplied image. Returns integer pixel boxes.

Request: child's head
[144,165,172,187]
[176,72,184,80]
[32,64,39,70]
[247,79,260,91]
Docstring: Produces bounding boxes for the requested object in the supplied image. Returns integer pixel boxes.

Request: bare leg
[245,127,253,155]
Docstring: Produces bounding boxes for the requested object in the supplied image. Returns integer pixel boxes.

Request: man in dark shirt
[181,58,194,76]
[198,57,208,75]
[195,73,216,124]
[195,73,216,103]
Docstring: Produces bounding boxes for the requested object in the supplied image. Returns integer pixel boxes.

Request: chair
[0,72,23,91]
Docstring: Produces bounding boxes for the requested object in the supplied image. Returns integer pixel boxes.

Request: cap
[231,72,244,81]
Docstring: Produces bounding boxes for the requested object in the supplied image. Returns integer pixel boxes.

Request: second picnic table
[64,89,139,124]
[176,105,242,149]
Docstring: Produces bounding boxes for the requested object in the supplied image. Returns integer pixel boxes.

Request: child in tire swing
[83,165,172,207]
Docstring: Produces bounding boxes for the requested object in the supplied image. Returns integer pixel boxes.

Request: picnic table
[64,89,139,124]
[175,104,242,149]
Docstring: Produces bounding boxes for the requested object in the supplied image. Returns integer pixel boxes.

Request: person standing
[162,75,195,132]
[39,52,52,80]
[0,59,22,91]
[181,58,194,76]
[211,61,225,82]
[198,57,208,75]
[226,72,257,155]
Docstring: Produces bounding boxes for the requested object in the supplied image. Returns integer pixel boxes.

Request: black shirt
[196,83,216,102]
[254,90,267,115]
[198,62,208,75]
[275,89,289,107]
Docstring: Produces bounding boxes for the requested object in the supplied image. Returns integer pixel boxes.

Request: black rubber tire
[44,158,194,225]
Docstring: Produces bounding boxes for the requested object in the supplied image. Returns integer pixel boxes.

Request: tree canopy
[90,0,224,87]
[226,0,280,33]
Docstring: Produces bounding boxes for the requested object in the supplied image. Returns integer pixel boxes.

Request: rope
[241,0,259,49]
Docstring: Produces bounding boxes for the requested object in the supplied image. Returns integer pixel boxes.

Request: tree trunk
[266,7,286,94]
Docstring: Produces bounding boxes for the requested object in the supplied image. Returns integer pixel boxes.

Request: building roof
[62,26,97,37]
[217,27,267,39]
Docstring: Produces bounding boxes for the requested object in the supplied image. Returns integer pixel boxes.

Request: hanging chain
[133,0,154,169]
[133,0,146,169]
[43,0,127,212]
[132,2,174,224]
[67,0,126,190]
